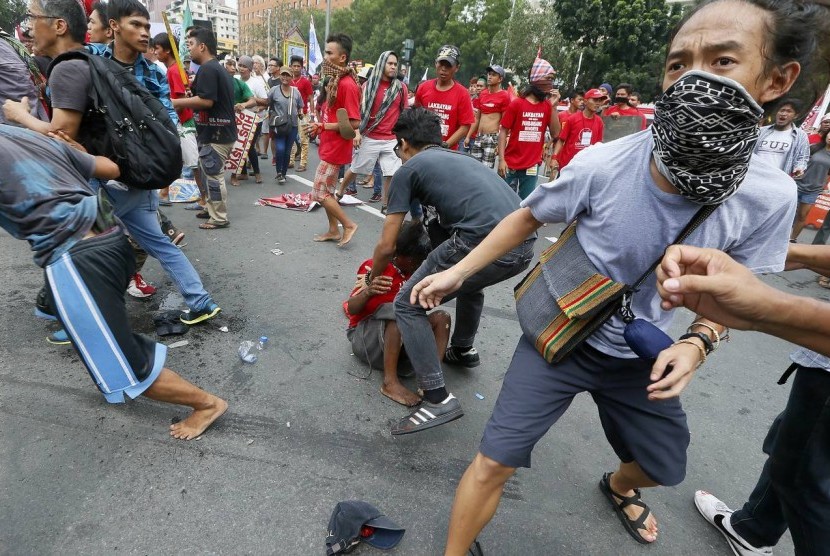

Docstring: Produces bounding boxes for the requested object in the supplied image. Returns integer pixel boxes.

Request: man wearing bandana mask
[603,83,647,130]
[407,0,813,551]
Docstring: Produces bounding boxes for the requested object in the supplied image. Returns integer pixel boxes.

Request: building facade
[237,0,352,57]
[165,0,240,55]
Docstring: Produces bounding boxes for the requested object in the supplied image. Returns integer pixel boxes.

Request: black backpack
[48,50,182,190]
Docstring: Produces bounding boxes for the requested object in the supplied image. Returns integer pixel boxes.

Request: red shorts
[312,160,341,202]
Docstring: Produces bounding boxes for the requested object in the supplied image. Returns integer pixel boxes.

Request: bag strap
[631,203,719,291]
[620,203,720,322]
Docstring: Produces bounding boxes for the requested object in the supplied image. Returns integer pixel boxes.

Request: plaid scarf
[0,27,50,117]
[321,58,358,106]
[359,51,403,134]
[529,57,555,93]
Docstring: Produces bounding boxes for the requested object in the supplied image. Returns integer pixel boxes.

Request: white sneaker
[694,490,773,555]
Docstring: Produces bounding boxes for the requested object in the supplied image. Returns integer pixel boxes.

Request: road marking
[287,174,386,219]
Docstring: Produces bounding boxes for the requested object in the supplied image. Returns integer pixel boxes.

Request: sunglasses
[394,139,402,158]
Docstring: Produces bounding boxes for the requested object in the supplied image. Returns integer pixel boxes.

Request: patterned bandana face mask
[651,70,764,205]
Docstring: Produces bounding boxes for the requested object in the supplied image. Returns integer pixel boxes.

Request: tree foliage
[0,0,26,34]
[552,0,682,98]
[241,0,682,96]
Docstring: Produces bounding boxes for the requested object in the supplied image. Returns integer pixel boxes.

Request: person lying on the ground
[0,124,227,440]
[345,222,450,407]
[658,243,830,359]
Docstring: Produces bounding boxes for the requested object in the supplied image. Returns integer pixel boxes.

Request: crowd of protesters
[1,0,830,553]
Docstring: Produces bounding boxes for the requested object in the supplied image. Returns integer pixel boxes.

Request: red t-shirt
[291,75,314,114]
[477,89,511,115]
[343,259,408,328]
[558,111,604,168]
[415,79,475,142]
[500,96,552,170]
[166,64,193,124]
[603,104,647,130]
[318,76,361,165]
[366,80,408,140]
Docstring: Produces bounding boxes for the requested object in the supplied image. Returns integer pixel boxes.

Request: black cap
[325,500,405,555]
[436,44,460,66]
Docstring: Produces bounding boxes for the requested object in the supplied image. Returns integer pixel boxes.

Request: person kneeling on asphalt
[0,125,227,439]
[345,222,451,408]
[365,107,536,435]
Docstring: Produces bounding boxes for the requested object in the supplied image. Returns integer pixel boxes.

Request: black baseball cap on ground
[436,45,460,66]
[325,500,405,555]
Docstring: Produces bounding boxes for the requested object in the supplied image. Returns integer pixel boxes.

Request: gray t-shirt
[0,39,48,124]
[0,125,97,267]
[387,147,522,241]
[49,59,91,113]
[267,85,303,128]
[522,130,796,358]
[800,148,830,194]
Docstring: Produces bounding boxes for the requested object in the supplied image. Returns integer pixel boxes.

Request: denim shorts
[480,336,690,486]
[798,189,822,205]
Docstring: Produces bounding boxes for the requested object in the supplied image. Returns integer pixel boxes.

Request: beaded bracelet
[674,340,707,367]
[364,273,372,287]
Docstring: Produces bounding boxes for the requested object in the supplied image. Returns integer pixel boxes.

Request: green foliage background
[0,0,27,35]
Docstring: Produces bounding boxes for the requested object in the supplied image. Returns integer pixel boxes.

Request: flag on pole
[420,67,428,82]
[801,82,830,132]
[178,0,194,62]
[308,15,323,75]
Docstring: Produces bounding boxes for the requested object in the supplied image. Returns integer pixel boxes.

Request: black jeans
[731,366,830,554]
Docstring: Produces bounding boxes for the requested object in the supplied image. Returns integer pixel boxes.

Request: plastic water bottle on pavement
[257,336,268,350]
[238,340,258,363]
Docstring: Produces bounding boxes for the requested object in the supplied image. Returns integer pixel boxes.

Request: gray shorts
[347,303,396,371]
[480,336,690,486]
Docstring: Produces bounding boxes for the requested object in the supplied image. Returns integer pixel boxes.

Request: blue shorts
[798,190,822,205]
[45,228,166,403]
[480,336,690,486]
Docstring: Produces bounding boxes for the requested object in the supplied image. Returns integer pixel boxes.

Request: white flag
[308,15,323,75]
[801,82,830,132]
[421,67,428,82]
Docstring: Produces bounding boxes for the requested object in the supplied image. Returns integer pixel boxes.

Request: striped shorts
[45,228,166,403]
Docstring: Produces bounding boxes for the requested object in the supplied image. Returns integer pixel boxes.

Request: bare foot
[169,396,228,440]
[338,224,358,247]
[608,474,659,543]
[381,382,422,407]
[313,232,341,242]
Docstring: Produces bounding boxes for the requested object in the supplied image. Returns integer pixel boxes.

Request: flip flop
[599,472,655,544]
[336,108,356,139]
[199,222,229,230]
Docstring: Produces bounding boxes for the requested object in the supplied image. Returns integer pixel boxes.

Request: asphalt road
[1,144,821,555]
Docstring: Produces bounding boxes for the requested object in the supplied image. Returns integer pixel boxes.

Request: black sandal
[599,472,655,544]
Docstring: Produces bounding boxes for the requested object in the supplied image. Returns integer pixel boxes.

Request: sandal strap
[605,474,652,531]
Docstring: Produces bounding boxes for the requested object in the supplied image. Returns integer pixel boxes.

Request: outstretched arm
[411,207,541,308]
[656,244,830,357]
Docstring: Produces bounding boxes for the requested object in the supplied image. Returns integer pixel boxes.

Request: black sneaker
[344,186,358,196]
[369,193,382,203]
[161,220,185,246]
[180,303,221,325]
[391,394,463,435]
[444,346,480,368]
[35,287,57,321]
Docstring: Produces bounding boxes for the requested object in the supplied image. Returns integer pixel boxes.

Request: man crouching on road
[345,222,451,407]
